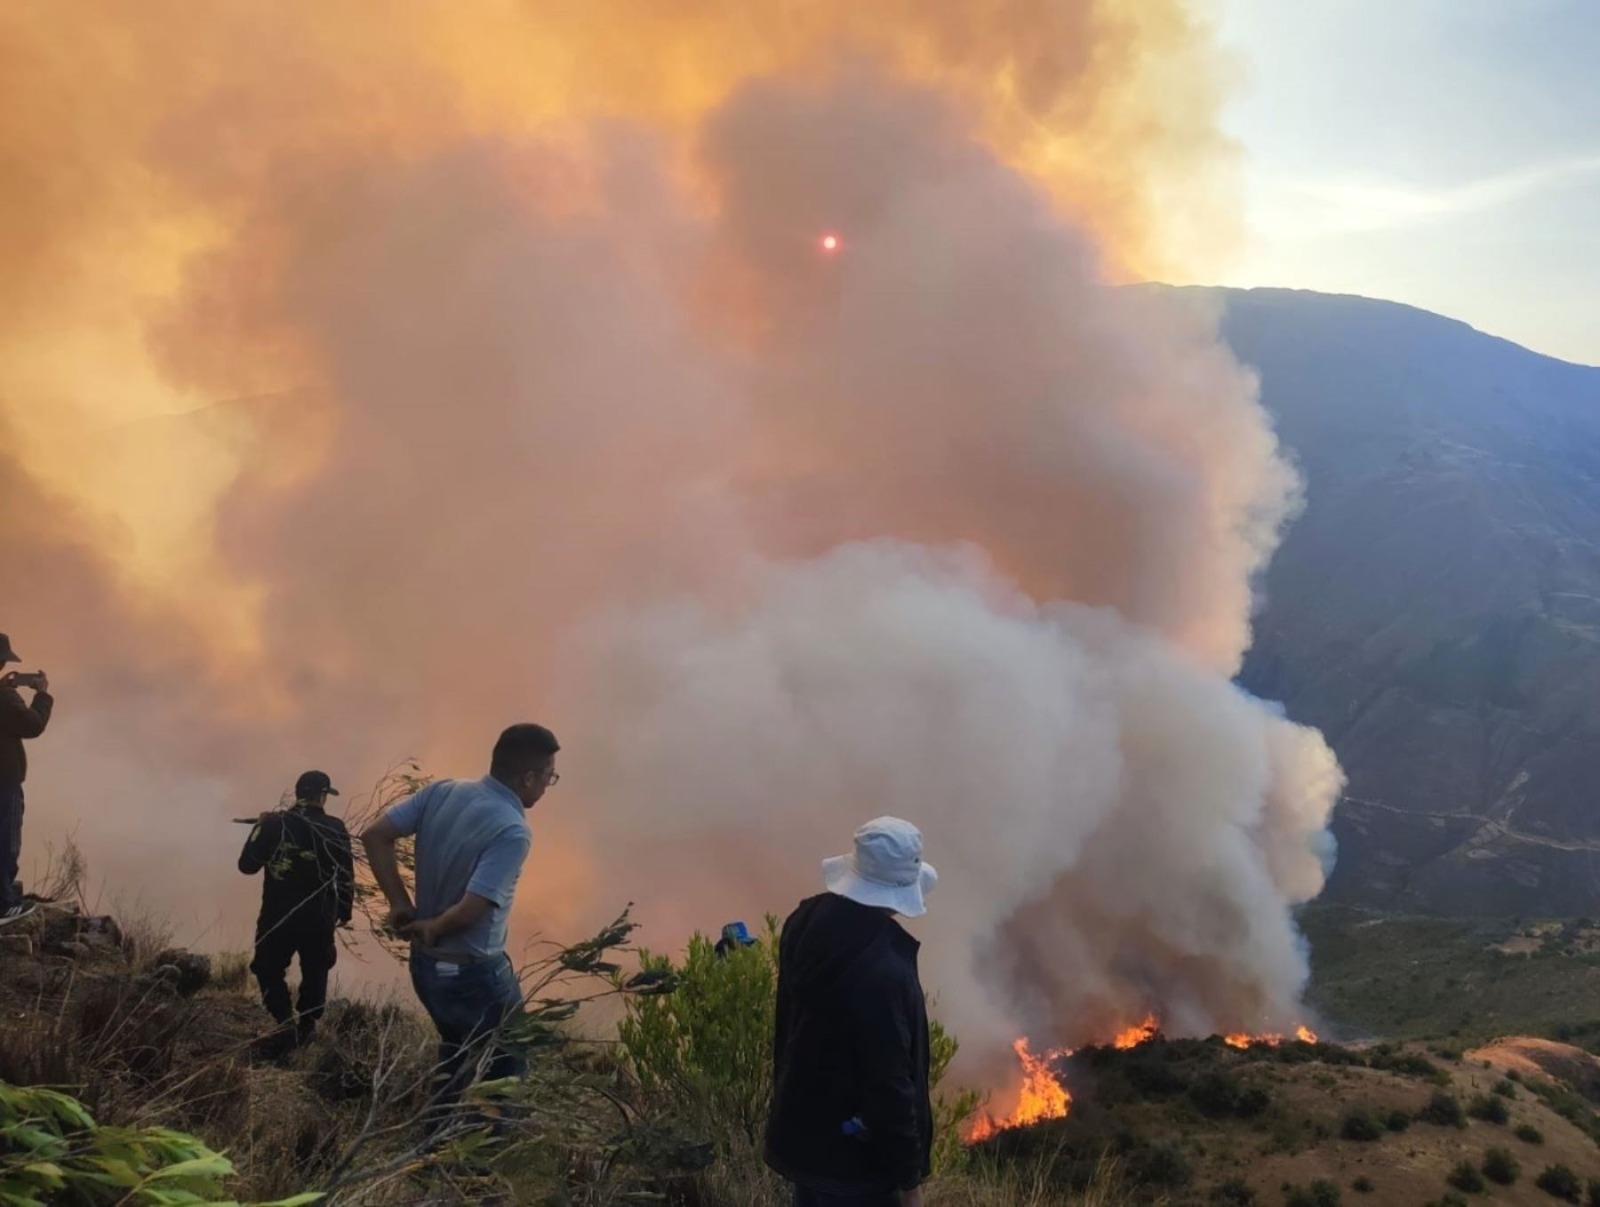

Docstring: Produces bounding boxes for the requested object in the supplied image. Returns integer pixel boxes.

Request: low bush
[1190,1072,1272,1120]
[1283,1179,1341,1207]
[1369,1048,1446,1082]
[1537,1164,1582,1202]
[1211,1176,1257,1205]
[1129,1139,1194,1189]
[1482,1147,1520,1186]
[1468,1093,1510,1124]
[1420,1091,1467,1128]
[1340,1109,1384,1142]
[0,1080,316,1207]
[1447,1161,1485,1193]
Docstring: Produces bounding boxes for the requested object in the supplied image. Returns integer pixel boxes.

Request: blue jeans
[409,951,527,1124]
[0,783,22,909]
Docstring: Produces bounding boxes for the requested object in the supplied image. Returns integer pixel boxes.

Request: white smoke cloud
[549,71,1342,1069]
[568,541,1341,1063]
[9,56,1341,1081]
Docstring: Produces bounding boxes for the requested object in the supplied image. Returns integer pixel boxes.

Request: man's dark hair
[490,723,560,780]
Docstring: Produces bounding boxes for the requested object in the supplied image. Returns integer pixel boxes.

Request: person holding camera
[0,633,53,925]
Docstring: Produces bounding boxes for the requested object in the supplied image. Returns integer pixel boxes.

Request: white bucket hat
[822,817,938,918]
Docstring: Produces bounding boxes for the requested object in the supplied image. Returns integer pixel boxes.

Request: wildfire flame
[1224,1024,1320,1050]
[967,1037,1072,1142]
[968,1019,1319,1142]
[1111,1014,1161,1049]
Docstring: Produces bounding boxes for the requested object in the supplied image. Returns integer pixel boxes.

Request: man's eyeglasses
[545,770,560,786]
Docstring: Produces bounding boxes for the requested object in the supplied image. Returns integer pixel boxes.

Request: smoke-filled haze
[0,1,1340,1088]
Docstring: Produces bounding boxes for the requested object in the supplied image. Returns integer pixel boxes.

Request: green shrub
[1211,1177,1256,1205]
[1420,1091,1466,1128]
[1191,1071,1244,1118]
[1121,1048,1193,1099]
[1493,1078,1518,1098]
[1386,1108,1412,1132]
[620,920,978,1172]
[0,1080,317,1207]
[1447,1161,1486,1193]
[1482,1148,1520,1186]
[1131,1139,1193,1188]
[1351,1176,1375,1194]
[1283,1179,1341,1207]
[1517,1123,1546,1144]
[620,923,780,1147]
[1340,1108,1383,1141]
[1369,1048,1445,1081]
[1190,1072,1272,1120]
[1526,1080,1600,1145]
[1468,1093,1510,1124]
[1536,1164,1582,1202]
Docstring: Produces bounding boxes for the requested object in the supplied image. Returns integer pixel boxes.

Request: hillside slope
[1197,288,1600,915]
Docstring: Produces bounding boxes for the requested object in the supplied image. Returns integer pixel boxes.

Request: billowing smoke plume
[0,4,1339,1080]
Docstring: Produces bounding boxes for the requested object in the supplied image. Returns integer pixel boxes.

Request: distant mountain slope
[1196,287,1600,914]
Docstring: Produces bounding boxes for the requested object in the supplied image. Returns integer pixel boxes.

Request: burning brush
[965,1017,1319,1142]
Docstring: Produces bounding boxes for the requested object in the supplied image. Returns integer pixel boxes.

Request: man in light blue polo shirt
[362,723,560,1124]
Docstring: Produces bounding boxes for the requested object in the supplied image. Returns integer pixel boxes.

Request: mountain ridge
[1192,286,1600,915]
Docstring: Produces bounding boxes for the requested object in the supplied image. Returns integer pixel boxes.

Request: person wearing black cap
[238,770,354,1050]
[0,632,53,925]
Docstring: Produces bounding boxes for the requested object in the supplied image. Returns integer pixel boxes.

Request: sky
[1211,0,1599,366]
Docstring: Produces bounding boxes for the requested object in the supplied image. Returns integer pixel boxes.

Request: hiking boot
[249,1026,299,1065]
[0,901,37,926]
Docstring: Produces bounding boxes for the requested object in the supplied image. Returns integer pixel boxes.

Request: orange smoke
[0,0,1341,1103]
[0,0,1236,647]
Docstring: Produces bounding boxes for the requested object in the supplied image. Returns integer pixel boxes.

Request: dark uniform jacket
[764,893,933,1195]
[238,805,354,929]
[0,685,52,786]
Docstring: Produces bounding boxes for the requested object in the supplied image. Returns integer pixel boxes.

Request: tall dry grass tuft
[212,949,254,993]
[927,1154,1134,1207]
[33,831,89,909]
[679,1144,1134,1207]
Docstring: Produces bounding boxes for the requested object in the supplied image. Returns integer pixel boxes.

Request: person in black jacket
[766,817,939,1207]
[239,770,354,1050]
[0,633,53,925]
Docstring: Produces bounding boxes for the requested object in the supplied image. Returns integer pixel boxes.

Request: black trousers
[250,911,337,1032]
[0,782,23,909]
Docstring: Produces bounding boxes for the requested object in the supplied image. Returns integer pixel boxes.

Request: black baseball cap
[294,770,340,800]
[0,634,19,665]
